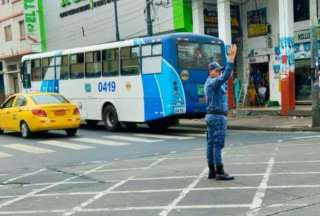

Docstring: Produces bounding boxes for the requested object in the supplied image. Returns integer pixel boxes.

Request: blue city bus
[21,33,226,131]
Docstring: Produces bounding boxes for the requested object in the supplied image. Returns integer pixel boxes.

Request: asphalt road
[0,124,319,215]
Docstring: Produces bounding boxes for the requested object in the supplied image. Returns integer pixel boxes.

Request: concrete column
[217,0,232,44]
[278,0,295,115]
[192,0,205,34]
[217,0,234,109]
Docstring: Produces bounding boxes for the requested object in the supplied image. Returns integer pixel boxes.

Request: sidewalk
[180,115,318,132]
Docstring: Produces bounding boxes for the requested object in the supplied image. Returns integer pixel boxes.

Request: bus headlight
[181,70,189,81]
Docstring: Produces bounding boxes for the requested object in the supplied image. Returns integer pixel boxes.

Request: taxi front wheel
[66,129,78,136]
[20,122,31,138]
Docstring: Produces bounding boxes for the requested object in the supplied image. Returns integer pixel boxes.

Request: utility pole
[310,0,320,127]
[146,0,153,36]
[113,0,120,41]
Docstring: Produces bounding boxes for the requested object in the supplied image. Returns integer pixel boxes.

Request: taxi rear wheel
[65,129,78,136]
[103,105,121,132]
[20,122,31,138]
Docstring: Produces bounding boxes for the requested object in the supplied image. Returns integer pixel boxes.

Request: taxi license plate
[197,84,204,95]
[54,110,66,116]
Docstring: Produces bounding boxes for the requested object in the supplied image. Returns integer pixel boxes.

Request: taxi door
[10,96,28,131]
[0,96,16,131]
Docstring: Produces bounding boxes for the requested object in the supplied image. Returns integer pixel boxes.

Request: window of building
[4,25,12,42]
[19,20,26,40]
[102,48,119,77]
[42,57,55,80]
[70,53,84,79]
[294,0,309,22]
[85,51,101,78]
[142,43,162,74]
[31,59,42,81]
[120,46,140,76]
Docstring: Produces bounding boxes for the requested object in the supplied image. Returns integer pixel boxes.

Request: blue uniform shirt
[204,63,234,114]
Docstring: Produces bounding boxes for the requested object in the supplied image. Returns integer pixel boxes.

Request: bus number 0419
[98,81,116,93]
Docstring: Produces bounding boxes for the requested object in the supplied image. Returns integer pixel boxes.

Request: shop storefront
[294,29,319,101]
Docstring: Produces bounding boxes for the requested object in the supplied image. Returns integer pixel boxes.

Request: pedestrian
[204,45,237,181]
[248,82,257,106]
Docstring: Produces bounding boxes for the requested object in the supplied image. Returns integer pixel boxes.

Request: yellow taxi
[0,92,81,138]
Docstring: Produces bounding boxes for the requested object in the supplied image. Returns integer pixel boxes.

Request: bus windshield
[177,41,223,70]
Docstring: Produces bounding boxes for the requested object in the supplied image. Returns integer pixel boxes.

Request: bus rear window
[32,95,69,105]
[177,42,223,70]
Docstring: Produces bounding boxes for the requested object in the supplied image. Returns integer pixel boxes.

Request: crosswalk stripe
[3,144,54,154]
[38,140,94,150]
[135,134,194,140]
[71,138,129,146]
[104,135,162,143]
[0,152,12,159]
[184,133,206,138]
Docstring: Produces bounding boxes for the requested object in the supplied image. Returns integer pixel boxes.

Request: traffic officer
[204,45,237,181]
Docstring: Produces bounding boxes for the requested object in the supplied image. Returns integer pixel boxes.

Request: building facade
[0,0,46,102]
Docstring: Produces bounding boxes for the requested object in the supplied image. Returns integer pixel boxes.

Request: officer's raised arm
[207,45,237,89]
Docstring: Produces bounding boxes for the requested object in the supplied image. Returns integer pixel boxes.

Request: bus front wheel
[103,105,121,132]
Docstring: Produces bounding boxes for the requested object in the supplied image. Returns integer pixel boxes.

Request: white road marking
[3,144,54,154]
[135,134,194,140]
[2,168,46,184]
[291,135,320,140]
[246,157,275,216]
[104,135,162,143]
[0,164,106,210]
[72,138,129,146]
[0,152,12,159]
[158,168,207,216]
[38,140,94,150]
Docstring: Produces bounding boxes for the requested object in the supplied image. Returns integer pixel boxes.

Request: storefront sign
[247,8,268,38]
[203,4,241,42]
[294,29,320,59]
[23,0,42,52]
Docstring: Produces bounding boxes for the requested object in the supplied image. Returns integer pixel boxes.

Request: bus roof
[22,33,223,62]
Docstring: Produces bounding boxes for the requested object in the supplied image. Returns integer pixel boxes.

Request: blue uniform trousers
[205,114,227,166]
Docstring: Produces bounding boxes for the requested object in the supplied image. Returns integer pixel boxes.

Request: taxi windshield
[177,41,223,70]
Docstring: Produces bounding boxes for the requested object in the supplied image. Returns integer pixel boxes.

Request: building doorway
[295,59,312,102]
[247,63,270,106]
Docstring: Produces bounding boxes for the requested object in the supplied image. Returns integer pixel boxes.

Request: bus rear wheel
[103,105,121,132]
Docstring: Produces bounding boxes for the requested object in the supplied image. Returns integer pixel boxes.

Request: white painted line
[175,204,252,209]
[2,168,46,184]
[133,175,197,181]
[3,144,54,154]
[63,176,135,216]
[291,135,320,140]
[0,210,66,215]
[0,152,12,159]
[246,157,275,216]
[38,140,94,150]
[94,167,145,173]
[158,168,207,216]
[72,138,129,146]
[0,164,106,210]
[135,134,194,140]
[103,135,162,143]
[184,133,206,138]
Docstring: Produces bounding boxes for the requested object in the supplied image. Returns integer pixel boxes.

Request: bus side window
[31,59,42,81]
[142,43,162,74]
[42,57,55,80]
[102,49,119,77]
[70,53,84,79]
[22,61,31,88]
[86,51,102,78]
[120,46,140,76]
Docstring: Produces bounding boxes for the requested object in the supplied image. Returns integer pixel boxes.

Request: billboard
[247,8,268,38]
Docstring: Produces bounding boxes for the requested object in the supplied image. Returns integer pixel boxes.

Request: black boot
[208,163,216,179]
[216,165,234,181]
